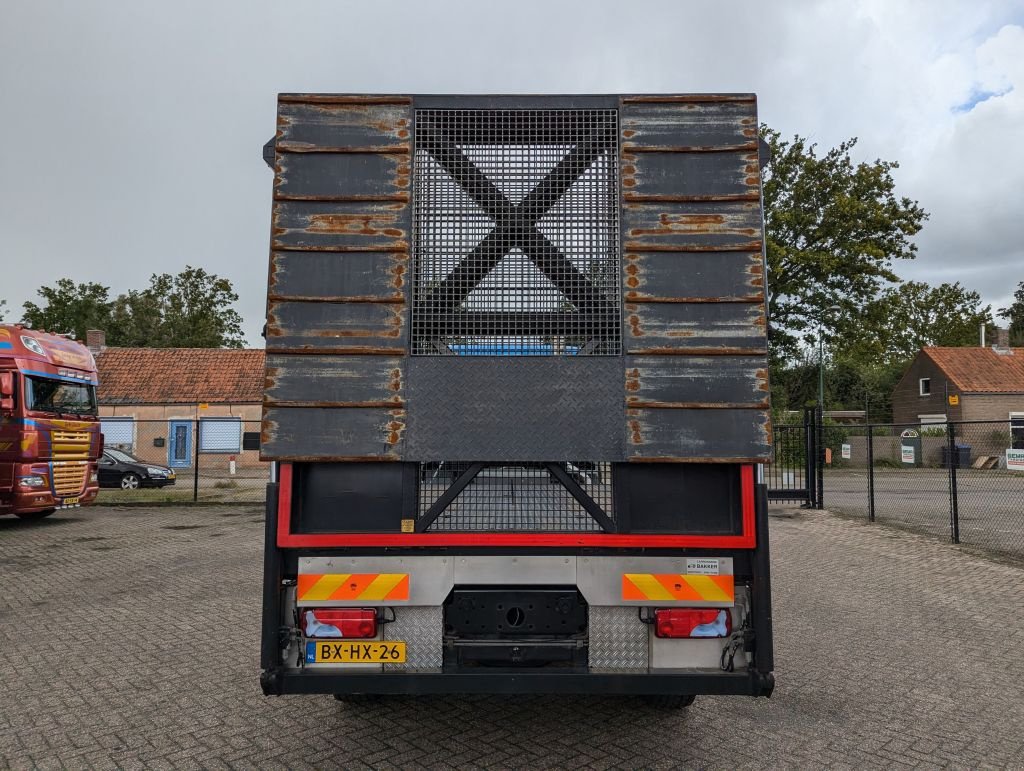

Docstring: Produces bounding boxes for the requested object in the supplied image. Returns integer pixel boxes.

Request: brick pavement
[2,504,1023,769]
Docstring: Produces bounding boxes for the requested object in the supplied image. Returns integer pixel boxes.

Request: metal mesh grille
[419,463,614,531]
[411,109,621,355]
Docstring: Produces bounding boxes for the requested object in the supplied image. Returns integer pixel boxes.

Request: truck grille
[51,461,88,497]
[418,462,614,532]
[51,430,91,461]
[411,108,621,356]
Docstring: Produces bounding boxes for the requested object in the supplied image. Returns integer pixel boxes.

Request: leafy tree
[836,281,992,364]
[21,268,246,348]
[761,127,928,360]
[21,279,112,341]
[109,266,246,348]
[998,281,1024,345]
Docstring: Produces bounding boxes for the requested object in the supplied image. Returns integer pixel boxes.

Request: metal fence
[96,418,268,505]
[765,407,821,507]
[823,420,1024,560]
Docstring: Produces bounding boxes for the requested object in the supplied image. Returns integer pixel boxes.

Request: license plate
[61,497,80,506]
[306,640,406,664]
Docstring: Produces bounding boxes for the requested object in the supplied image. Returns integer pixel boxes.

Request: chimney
[86,329,106,353]
[980,323,985,348]
[993,327,1011,355]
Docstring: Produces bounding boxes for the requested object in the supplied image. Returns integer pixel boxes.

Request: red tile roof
[96,348,265,405]
[923,347,1024,393]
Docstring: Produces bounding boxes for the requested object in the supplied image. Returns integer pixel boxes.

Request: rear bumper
[261,668,775,697]
[1,484,98,515]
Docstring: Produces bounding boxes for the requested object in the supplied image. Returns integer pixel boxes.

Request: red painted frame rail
[276,463,756,549]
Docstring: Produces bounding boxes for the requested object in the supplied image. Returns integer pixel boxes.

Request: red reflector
[301,608,377,638]
[654,608,731,639]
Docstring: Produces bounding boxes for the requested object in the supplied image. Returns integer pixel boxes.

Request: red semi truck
[0,325,102,518]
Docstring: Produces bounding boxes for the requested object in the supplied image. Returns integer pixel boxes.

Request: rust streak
[624,293,764,303]
[305,212,405,237]
[628,420,644,445]
[622,94,756,104]
[625,400,770,409]
[275,144,411,154]
[266,295,404,304]
[622,243,763,252]
[624,193,760,203]
[274,193,410,203]
[278,94,412,105]
[264,400,405,408]
[266,346,400,355]
[628,347,768,356]
[623,143,758,153]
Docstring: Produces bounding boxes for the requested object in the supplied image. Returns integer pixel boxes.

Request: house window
[101,417,135,451]
[919,378,931,396]
[1011,413,1024,450]
[199,417,242,454]
[918,414,947,433]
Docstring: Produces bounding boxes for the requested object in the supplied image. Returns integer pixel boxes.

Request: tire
[333,694,382,705]
[643,694,696,709]
[120,473,141,490]
[14,508,57,520]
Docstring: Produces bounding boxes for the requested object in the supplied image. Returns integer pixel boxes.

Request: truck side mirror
[0,372,13,412]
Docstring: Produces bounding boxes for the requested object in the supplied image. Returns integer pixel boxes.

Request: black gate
[766,407,822,507]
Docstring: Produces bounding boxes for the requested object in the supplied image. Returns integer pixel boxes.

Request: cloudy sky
[1,0,1022,345]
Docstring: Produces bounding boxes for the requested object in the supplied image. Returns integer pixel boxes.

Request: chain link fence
[823,420,1024,560]
[96,419,268,505]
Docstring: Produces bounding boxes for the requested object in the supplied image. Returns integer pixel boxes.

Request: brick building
[891,339,1024,445]
[92,339,265,470]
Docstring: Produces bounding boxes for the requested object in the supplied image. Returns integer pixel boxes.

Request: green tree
[761,127,928,360]
[998,281,1024,345]
[21,279,112,341]
[110,266,245,348]
[837,281,993,364]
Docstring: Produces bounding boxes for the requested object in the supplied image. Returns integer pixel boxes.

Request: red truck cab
[0,325,102,518]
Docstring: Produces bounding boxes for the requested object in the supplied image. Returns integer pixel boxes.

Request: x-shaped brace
[416,117,617,316]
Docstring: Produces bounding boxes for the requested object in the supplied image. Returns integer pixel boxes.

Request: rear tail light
[654,608,731,638]
[301,608,377,639]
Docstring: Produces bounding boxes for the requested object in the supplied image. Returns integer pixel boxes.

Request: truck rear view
[260,94,774,704]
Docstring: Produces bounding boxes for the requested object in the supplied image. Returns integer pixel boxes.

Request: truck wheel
[333,694,381,705]
[15,508,57,520]
[120,473,141,490]
[643,694,696,709]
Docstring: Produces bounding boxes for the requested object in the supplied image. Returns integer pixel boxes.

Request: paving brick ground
[2,504,1023,769]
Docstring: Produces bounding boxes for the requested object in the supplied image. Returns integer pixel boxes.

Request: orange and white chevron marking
[622,573,734,603]
[297,573,409,602]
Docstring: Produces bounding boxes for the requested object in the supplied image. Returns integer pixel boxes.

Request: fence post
[866,424,875,522]
[816,405,825,509]
[947,421,960,544]
[803,407,816,508]
[193,419,200,503]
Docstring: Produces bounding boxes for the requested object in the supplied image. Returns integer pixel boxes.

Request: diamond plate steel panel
[589,606,648,670]
[383,606,443,671]
[405,357,625,461]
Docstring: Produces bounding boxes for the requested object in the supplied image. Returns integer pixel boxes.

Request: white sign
[901,445,916,464]
[841,444,851,460]
[1007,449,1024,472]
[685,558,720,575]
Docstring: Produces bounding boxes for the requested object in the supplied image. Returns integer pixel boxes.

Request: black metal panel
[621,101,757,150]
[623,150,758,200]
[275,152,410,200]
[404,357,623,461]
[624,302,766,353]
[624,252,764,302]
[265,354,403,406]
[625,356,769,408]
[613,464,743,533]
[262,407,404,460]
[272,201,409,252]
[266,301,407,353]
[276,102,410,150]
[622,201,762,251]
[292,463,415,533]
[626,408,771,460]
[269,252,406,302]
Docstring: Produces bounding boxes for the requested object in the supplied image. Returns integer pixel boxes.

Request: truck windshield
[24,375,97,416]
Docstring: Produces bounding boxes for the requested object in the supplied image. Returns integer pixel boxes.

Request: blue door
[168,421,192,468]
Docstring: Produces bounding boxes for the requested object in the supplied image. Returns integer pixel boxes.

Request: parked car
[98,448,176,490]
